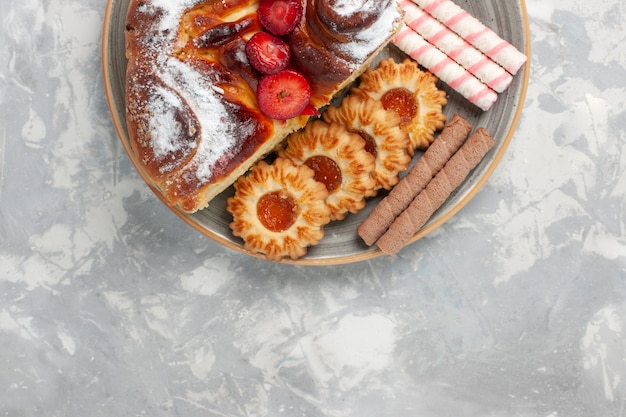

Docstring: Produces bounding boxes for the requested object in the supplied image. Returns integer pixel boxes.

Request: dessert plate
[102,0,530,265]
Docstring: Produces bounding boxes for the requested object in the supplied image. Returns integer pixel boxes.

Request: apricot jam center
[381,87,417,127]
[305,155,342,192]
[257,191,298,232]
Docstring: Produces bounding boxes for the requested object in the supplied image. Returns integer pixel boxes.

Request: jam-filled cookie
[353,58,447,150]
[227,157,331,261]
[323,95,412,192]
[279,120,376,221]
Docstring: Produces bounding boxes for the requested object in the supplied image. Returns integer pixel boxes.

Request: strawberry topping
[299,103,320,117]
[257,0,304,36]
[245,31,291,75]
[257,69,312,120]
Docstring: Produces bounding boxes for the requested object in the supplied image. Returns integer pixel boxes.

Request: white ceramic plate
[102,0,530,265]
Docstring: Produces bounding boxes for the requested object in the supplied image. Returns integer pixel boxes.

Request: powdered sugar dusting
[332,0,364,16]
[149,0,198,36]
[336,1,402,62]
[146,86,190,161]
[158,57,238,182]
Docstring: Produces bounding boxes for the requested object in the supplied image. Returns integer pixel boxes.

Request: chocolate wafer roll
[357,114,472,246]
[376,127,496,255]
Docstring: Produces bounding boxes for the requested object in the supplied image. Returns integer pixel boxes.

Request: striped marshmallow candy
[393,25,498,111]
[411,0,527,75]
[400,0,513,93]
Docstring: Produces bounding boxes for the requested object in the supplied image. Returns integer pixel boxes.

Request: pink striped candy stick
[400,0,513,93]
[393,25,498,111]
[411,0,527,75]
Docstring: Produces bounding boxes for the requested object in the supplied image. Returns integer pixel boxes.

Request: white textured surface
[1,0,626,416]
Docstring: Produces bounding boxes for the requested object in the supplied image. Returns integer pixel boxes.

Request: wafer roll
[411,0,527,75]
[358,114,472,246]
[393,25,498,111]
[377,127,496,255]
[400,0,513,93]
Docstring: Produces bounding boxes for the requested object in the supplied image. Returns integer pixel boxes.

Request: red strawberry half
[257,0,304,36]
[257,69,312,120]
[245,31,290,75]
[299,103,320,117]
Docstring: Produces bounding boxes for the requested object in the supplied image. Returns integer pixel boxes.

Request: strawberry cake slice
[125,0,403,213]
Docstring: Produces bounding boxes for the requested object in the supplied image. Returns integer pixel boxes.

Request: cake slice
[124,0,403,213]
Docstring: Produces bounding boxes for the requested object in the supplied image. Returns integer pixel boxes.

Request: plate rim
[101,0,531,266]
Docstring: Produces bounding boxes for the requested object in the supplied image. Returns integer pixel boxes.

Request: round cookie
[279,120,376,221]
[353,58,447,150]
[324,95,412,192]
[227,157,331,261]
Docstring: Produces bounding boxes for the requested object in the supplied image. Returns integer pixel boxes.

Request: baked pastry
[279,120,376,221]
[227,157,331,261]
[323,95,412,192]
[353,57,448,150]
[124,0,403,213]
